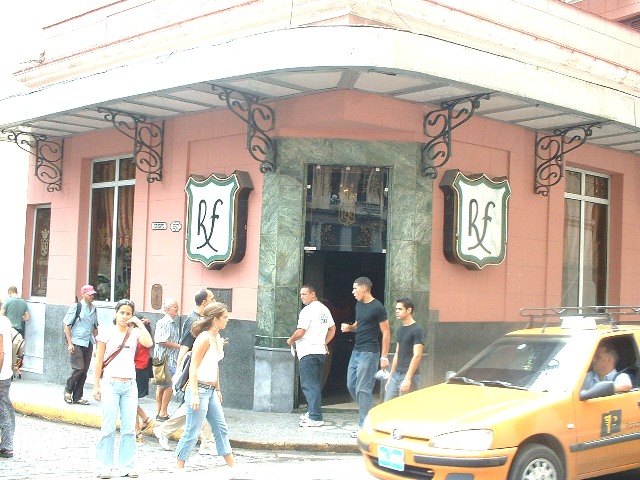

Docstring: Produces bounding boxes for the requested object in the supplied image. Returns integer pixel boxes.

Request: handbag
[101,327,132,378]
[152,353,171,384]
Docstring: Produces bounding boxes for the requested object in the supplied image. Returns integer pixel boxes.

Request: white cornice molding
[12,0,640,96]
[0,26,638,131]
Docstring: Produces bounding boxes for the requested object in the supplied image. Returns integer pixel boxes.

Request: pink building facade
[1,0,639,411]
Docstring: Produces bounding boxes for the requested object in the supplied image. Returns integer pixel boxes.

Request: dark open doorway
[302,250,386,405]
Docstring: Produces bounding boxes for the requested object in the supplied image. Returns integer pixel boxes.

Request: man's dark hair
[396,297,415,313]
[599,339,620,363]
[301,284,317,294]
[353,277,372,290]
[194,289,209,306]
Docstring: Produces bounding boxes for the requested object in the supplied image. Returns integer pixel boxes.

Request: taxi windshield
[451,336,585,393]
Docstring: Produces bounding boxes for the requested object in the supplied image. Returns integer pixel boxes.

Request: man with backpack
[63,285,99,405]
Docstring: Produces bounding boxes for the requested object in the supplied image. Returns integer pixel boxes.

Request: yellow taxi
[357,306,640,480]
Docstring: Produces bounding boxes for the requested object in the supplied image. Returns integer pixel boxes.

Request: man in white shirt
[287,284,336,427]
[583,340,633,393]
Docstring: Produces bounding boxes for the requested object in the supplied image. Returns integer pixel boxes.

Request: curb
[14,402,102,429]
[13,403,359,454]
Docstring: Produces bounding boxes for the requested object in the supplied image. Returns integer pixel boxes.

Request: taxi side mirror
[580,381,615,401]
[445,370,456,381]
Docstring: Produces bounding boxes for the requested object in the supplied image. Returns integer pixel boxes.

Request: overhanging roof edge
[0,25,638,132]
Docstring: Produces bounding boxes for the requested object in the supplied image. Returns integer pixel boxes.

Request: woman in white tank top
[174,302,238,475]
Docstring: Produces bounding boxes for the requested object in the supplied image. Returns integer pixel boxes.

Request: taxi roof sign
[560,316,598,329]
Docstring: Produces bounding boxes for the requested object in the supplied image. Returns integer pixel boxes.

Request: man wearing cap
[63,285,99,405]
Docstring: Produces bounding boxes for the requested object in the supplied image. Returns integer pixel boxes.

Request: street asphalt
[10,379,361,454]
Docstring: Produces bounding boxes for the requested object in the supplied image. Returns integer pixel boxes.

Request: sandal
[123,472,139,478]
[140,417,153,432]
[64,392,73,404]
[74,398,90,405]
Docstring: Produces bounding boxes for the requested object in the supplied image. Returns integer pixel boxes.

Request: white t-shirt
[97,326,142,380]
[295,301,335,359]
[0,316,12,381]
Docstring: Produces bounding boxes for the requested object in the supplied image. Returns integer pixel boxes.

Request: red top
[134,342,151,370]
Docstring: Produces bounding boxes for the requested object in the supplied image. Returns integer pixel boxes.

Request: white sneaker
[299,418,324,427]
[153,426,171,450]
[159,433,171,450]
[299,411,309,421]
[199,442,218,455]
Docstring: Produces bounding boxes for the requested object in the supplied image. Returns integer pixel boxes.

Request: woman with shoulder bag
[93,299,153,479]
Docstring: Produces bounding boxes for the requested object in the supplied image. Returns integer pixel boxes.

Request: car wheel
[507,443,564,480]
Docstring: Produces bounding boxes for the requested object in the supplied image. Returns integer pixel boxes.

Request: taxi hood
[368,383,556,438]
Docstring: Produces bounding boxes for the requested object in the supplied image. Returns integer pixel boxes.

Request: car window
[453,336,590,393]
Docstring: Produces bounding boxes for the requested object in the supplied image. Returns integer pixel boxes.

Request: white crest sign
[439,169,511,270]
[184,171,253,270]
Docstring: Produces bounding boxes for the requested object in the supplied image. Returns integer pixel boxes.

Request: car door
[573,335,640,476]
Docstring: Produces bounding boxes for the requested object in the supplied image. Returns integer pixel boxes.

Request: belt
[197,382,217,390]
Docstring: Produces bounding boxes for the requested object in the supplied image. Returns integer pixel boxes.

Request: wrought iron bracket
[534,123,601,196]
[421,93,491,179]
[98,107,164,183]
[212,85,276,173]
[1,128,64,191]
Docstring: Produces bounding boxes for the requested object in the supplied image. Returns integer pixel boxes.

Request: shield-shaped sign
[439,169,511,270]
[184,171,253,270]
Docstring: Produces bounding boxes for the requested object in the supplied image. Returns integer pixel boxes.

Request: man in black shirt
[384,298,424,401]
[341,277,390,437]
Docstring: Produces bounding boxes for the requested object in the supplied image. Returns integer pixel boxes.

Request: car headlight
[429,429,494,451]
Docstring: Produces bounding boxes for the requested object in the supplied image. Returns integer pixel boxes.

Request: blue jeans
[346,350,379,427]
[299,354,325,421]
[175,386,232,462]
[96,379,137,473]
[384,371,422,401]
[0,378,15,451]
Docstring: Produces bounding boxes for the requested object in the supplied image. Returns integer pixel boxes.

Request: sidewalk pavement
[10,379,361,454]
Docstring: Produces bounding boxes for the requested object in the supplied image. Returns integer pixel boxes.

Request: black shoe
[0,449,13,458]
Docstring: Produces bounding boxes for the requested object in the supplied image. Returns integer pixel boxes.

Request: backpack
[173,351,192,393]
[11,327,24,375]
[69,301,82,331]
[63,302,82,341]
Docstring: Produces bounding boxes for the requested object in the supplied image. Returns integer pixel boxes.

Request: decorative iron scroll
[212,85,276,173]
[534,123,600,196]
[421,93,491,179]
[1,129,64,191]
[97,107,164,183]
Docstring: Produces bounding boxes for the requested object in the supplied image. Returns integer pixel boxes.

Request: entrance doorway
[300,164,389,406]
[303,250,386,405]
